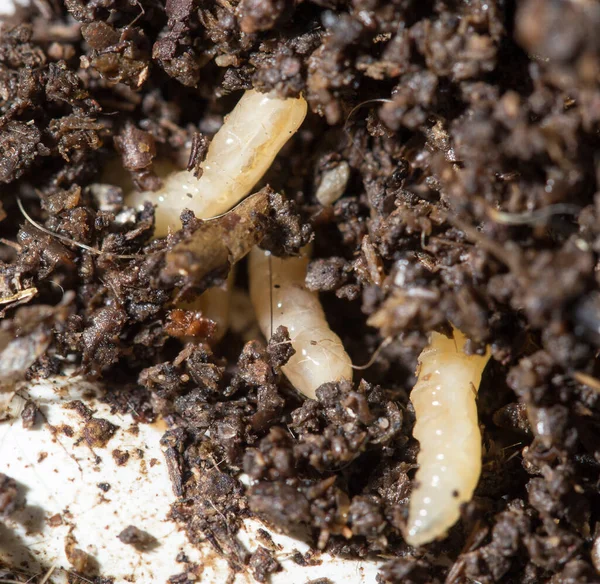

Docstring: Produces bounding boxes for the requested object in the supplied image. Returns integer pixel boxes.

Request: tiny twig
[38,562,57,584]
[17,197,140,260]
[0,287,37,305]
[351,337,393,370]
[572,371,600,393]
[343,98,393,131]
[448,214,523,275]
[486,203,580,226]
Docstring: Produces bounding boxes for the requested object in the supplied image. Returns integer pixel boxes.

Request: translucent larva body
[248,247,353,399]
[406,328,490,546]
[126,90,307,236]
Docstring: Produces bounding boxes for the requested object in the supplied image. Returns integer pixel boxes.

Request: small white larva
[406,328,490,547]
[248,247,353,399]
[315,161,350,206]
[126,90,307,236]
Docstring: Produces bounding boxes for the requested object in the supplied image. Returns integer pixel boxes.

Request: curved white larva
[126,90,307,236]
[406,328,490,546]
[248,247,353,399]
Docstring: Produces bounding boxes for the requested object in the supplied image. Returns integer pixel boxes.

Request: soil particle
[305,257,350,292]
[248,482,311,530]
[290,550,322,567]
[248,546,282,582]
[113,121,159,191]
[81,307,128,374]
[187,132,210,179]
[0,474,18,516]
[64,532,94,574]
[64,399,94,420]
[82,417,117,448]
[255,528,281,551]
[20,399,39,429]
[492,401,531,435]
[348,495,385,538]
[170,466,249,571]
[167,564,204,584]
[260,191,312,257]
[117,525,158,551]
[162,441,184,497]
[0,307,56,385]
[164,309,217,341]
[80,22,151,89]
[112,449,130,466]
[237,0,293,34]
[48,513,63,527]
[379,558,438,584]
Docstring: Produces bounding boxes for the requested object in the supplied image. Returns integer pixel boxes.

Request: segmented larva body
[248,247,353,399]
[126,90,307,236]
[406,328,490,546]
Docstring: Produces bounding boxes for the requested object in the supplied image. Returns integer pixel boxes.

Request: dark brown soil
[3,0,600,582]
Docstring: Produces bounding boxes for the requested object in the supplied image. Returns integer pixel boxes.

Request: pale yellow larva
[122,90,306,339]
[248,247,353,399]
[406,328,490,546]
[126,90,308,237]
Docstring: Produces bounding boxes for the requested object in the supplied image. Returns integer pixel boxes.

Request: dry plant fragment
[0,287,38,306]
[165,308,218,341]
[160,189,270,295]
[249,247,353,399]
[406,327,490,546]
[126,90,307,236]
[0,326,51,389]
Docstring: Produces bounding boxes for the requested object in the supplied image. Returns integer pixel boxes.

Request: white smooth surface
[0,0,19,14]
[0,376,381,582]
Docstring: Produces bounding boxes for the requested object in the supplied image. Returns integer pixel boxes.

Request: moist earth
[2,0,600,582]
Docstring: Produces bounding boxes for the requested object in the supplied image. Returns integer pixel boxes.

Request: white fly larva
[406,328,491,547]
[121,92,305,340]
[126,90,307,236]
[315,161,350,206]
[248,247,353,399]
